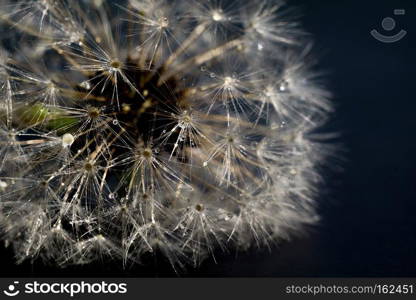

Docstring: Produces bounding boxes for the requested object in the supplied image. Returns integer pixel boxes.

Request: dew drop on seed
[62,133,75,147]
[0,180,8,191]
[279,80,289,92]
[80,80,91,90]
[159,17,169,27]
[257,43,264,51]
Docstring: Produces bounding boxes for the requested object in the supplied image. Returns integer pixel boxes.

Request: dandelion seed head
[0,0,333,269]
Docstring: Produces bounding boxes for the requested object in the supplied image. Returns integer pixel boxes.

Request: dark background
[1,0,415,277]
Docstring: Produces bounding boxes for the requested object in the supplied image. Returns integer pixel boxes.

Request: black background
[1,0,415,277]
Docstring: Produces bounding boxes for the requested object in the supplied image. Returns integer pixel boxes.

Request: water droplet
[210,72,216,78]
[203,161,208,167]
[257,43,264,51]
[200,66,207,72]
[159,17,169,27]
[112,119,119,125]
[279,80,289,92]
[61,133,75,147]
[212,10,224,22]
[0,180,8,191]
[224,214,232,221]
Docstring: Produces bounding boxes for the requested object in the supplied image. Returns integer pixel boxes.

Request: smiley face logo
[3,281,20,297]
[371,9,407,43]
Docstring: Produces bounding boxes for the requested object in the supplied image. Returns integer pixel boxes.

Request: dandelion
[0,0,332,270]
